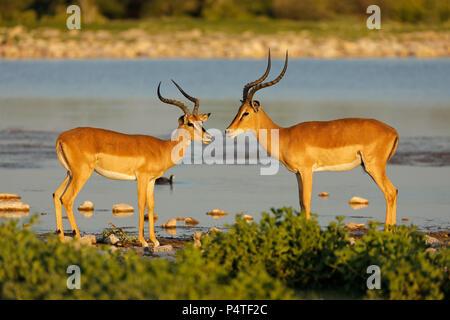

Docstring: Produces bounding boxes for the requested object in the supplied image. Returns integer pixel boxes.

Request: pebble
[345,222,366,231]
[185,217,199,226]
[162,218,177,228]
[349,196,369,205]
[318,192,329,197]
[112,203,134,213]
[78,200,94,211]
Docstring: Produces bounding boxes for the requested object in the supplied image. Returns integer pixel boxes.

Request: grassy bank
[0,208,448,299]
[3,17,450,38]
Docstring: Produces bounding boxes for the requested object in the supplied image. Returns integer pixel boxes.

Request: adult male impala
[53,81,212,247]
[226,50,399,227]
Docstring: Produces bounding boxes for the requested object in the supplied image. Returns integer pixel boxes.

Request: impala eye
[187,122,194,127]
[242,112,249,118]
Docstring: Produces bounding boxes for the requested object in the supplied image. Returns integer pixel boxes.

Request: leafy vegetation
[0,208,448,299]
[0,215,291,299]
[1,0,449,25]
[199,207,450,299]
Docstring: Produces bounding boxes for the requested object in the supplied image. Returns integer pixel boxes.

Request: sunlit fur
[54,106,211,247]
[227,100,399,227]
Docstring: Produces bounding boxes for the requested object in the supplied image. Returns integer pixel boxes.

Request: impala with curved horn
[53,81,212,247]
[226,50,399,227]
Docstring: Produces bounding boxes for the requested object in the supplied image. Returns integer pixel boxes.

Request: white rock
[162,218,177,228]
[0,200,30,212]
[345,222,366,231]
[209,227,222,234]
[112,203,134,213]
[106,234,120,245]
[150,244,174,253]
[425,235,440,247]
[0,193,21,200]
[349,196,369,205]
[185,217,199,226]
[78,200,94,211]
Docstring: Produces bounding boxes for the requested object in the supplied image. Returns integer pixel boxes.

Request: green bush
[199,207,449,299]
[0,216,292,299]
[1,208,448,300]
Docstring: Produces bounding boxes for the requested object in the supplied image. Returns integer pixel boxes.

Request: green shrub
[0,216,292,299]
[199,207,449,299]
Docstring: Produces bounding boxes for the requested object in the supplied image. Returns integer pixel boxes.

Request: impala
[226,50,399,226]
[53,81,212,247]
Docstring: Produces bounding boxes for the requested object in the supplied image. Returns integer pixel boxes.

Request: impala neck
[255,108,282,158]
[167,128,192,165]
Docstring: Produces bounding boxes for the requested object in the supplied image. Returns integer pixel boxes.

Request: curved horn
[242,49,271,102]
[247,51,288,103]
[171,80,200,114]
[157,82,191,115]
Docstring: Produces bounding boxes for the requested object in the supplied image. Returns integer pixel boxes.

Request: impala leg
[295,172,305,212]
[53,172,71,240]
[137,176,149,247]
[364,165,398,228]
[299,169,313,219]
[146,179,159,247]
[60,168,93,238]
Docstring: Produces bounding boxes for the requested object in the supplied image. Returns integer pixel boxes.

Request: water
[0,58,449,238]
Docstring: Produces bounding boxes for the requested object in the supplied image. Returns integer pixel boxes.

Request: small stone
[144,213,158,222]
[194,239,202,248]
[349,196,369,205]
[206,208,228,217]
[150,244,174,253]
[243,214,253,222]
[106,234,119,245]
[78,200,94,211]
[112,203,134,213]
[345,222,366,231]
[0,199,30,212]
[425,235,440,247]
[0,193,21,200]
[425,247,437,254]
[162,218,177,228]
[193,232,203,240]
[401,217,409,222]
[348,237,356,245]
[318,192,329,197]
[209,227,222,234]
[185,217,199,226]
[176,217,185,221]
[80,234,96,245]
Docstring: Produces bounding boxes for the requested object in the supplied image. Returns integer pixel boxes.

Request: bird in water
[156,175,174,185]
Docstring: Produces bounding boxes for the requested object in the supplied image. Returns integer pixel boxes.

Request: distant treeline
[1,0,449,23]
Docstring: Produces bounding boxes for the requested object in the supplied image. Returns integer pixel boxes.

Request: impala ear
[178,115,186,125]
[251,100,261,112]
[198,113,211,122]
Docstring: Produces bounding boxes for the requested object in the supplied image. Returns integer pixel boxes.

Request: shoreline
[1,26,449,59]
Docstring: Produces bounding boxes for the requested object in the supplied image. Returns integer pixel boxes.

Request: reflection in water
[0,211,29,218]
[113,211,134,218]
[349,203,369,211]
[164,228,177,236]
[79,210,94,218]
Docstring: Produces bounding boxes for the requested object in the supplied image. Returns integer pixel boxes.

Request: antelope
[226,50,399,227]
[53,81,212,247]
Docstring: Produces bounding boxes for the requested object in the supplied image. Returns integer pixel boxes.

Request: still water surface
[0,59,449,238]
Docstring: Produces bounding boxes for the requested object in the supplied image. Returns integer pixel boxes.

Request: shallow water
[0,59,449,237]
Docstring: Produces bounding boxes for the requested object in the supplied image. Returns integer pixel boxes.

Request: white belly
[95,167,136,181]
[313,154,362,172]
